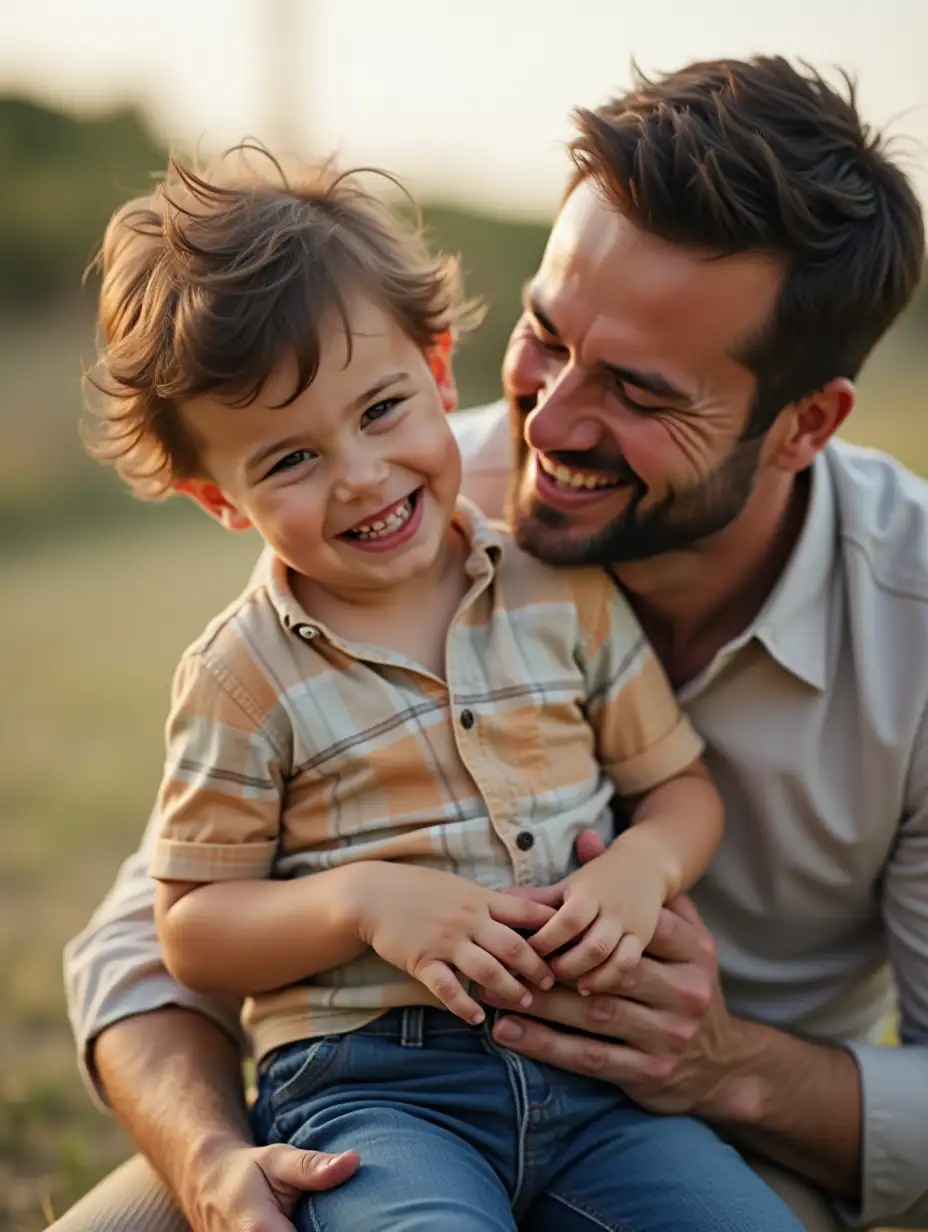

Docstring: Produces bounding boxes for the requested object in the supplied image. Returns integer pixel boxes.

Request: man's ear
[428,329,458,414]
[767,378,855,474]
[174,479,252,531]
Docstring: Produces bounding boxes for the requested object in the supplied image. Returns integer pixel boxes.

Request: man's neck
[614,469,811,689]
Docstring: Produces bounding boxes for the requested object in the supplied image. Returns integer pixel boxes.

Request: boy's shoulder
[177,557,302,699]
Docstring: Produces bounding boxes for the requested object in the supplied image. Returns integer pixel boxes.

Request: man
[58,55,928,1231]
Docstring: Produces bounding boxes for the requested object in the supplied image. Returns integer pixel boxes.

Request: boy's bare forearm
[621,761,725,898]
[94,1007,251,1206]
[156,864,373,995]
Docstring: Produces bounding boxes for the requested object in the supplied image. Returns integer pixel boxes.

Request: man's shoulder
[452,401,512,520]
[829,439,928,606]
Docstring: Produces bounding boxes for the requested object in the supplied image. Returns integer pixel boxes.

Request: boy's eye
[361,396,404,427]
[267,448,316,477]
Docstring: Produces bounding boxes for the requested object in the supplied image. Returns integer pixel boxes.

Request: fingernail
[494,1017,524,1043]
[519,991,533,1008]
[579,986,590,997]
[470,1009,486,1025]
[540,976,554,990]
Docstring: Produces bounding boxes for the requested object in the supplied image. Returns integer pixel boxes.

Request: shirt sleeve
[838,705,928,1228]
[149,651,286,883]
[573,572,704,797]
[63,805,245,1111]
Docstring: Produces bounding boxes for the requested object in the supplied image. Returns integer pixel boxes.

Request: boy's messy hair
[84,145,478,499]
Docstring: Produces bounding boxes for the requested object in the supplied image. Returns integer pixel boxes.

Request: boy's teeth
[351,497,413,539]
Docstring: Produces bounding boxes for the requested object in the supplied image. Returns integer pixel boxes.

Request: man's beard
[509,416,764,568]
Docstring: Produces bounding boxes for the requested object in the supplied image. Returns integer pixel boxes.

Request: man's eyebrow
[602,363,694,406]
[522,284,561,338]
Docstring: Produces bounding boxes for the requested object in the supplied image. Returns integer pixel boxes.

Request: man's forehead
[536,180,783,361]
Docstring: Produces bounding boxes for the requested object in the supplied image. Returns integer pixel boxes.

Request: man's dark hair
[569,56,925,436]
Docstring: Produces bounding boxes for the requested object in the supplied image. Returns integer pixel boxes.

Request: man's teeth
[539,455,617,490]
[350,497,413,539]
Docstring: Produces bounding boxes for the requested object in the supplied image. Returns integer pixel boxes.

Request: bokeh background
[2,1,927,1227]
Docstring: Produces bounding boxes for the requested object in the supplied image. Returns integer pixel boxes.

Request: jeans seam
[544,1189,634,1232]
[482,1029,529,1210]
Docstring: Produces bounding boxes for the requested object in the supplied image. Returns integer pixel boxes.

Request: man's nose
[525,371,604,457]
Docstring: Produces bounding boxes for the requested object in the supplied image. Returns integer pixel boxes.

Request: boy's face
[177,293,461,601]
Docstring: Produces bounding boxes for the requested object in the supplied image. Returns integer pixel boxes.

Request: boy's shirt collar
[258,497,505,646]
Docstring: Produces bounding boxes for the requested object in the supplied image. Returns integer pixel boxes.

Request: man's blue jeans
[252,1007,805,1232]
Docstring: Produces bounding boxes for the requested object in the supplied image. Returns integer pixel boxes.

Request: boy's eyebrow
[347,371,409,414]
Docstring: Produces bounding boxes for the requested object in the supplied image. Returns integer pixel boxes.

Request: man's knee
[47,1155,187,1232]
[747,1158,844,1232]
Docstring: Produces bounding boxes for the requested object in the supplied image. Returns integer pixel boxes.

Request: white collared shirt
[65,402,928,1227]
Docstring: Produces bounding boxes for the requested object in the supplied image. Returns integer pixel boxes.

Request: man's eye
[534,333,567,356]
[268,449,315,477]
[361,396,404,427]
[614,381,664,414]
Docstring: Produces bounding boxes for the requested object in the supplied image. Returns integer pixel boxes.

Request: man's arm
[64,819,358,1231]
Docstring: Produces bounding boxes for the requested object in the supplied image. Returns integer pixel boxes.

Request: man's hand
[352,863,556,1024]
[490,830,745,1116]
[182,1140,360,1232]
[485,891,744,1116]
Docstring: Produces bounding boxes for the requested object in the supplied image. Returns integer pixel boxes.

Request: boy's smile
[176,293,461,607]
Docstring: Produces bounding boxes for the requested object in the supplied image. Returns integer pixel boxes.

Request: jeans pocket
[266,1036,343,1116]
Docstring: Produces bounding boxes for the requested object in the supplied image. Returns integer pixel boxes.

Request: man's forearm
[94,1007,251,1209]
[704,1016,862,1198]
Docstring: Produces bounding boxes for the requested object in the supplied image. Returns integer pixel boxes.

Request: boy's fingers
[499,885,564,908]
[477,920,554,989]
[455,941,533,1009]
[417,959,485,1024]
[550,917,624,980]
[490,891,558,929]
[529,898,599,957]
[577,934,644,995]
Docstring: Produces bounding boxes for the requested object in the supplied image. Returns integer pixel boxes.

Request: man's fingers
[574,828,608,866]
[645,902,707,963]
[490,1014,647,1085]
[260,1143,361,1193]
[530,898,599,957]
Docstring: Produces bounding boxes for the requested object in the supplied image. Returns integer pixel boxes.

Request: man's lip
[532,457,628,509]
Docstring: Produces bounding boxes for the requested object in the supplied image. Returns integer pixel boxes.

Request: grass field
[1,305,926,1229]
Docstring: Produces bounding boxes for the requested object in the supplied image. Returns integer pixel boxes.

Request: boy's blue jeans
[251,1007,805,1232]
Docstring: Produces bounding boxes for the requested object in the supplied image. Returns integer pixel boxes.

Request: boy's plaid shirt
[150,499,702,1059]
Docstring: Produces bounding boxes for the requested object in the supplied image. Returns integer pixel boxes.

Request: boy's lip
[338,492,417,538]
[339,488,425,554]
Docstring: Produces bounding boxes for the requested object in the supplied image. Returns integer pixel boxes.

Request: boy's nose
[332,457,390,503]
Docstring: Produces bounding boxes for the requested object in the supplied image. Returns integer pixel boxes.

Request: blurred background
[1,1,926,1226]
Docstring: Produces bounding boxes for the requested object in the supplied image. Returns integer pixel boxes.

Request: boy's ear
[428,329,458,414]
[174,479,252,531]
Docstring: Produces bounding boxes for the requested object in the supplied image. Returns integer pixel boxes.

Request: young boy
[86,149,804,1232]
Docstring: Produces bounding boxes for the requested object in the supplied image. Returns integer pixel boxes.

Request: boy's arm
[619,758,724,901]
[155,870,369,994]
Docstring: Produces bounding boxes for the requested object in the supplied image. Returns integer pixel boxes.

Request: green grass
[0,302,925,1228]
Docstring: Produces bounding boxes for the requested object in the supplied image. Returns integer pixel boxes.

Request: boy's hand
[351,864,556,1023]
[527,843,668,993]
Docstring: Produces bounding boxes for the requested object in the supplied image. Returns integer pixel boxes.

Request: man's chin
[512,508,611,569]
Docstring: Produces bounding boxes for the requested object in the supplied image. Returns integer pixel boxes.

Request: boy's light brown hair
[85,146,475,500]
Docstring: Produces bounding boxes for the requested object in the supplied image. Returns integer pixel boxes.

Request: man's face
[506,179,785,567]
